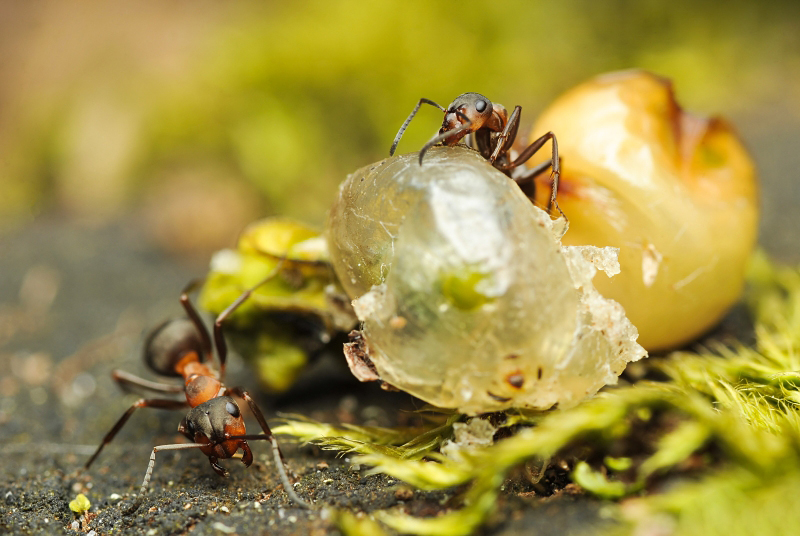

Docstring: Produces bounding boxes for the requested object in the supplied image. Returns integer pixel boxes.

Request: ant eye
[475,99,487,113]
[226,401,240,418]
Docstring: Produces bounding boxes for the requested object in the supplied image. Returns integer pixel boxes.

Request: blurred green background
[1,0,798,258]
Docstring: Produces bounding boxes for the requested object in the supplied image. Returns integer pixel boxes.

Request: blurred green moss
[1,0,798,227]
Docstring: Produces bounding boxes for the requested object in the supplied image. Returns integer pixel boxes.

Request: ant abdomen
[144,318,207,377]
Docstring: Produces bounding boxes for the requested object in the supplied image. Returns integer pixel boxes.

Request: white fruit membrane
[327,146,646,414]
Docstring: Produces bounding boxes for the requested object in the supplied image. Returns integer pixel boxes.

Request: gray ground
[0,219,612,535]
[1,117,798,535]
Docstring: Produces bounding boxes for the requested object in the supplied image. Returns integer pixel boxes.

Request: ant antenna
[390,98,446,156]
[210,258,286,380]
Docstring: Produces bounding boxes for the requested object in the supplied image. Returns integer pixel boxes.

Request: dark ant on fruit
[390,92,564,217]
[84,273,311,513]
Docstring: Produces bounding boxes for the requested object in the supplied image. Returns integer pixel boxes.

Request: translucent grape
[327,146,645,413]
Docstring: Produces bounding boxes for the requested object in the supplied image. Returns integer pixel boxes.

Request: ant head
[179,396,247,454]
[144,318,208,377]
[440,93,493,145]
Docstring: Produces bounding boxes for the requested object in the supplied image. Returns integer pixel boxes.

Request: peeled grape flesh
[327,146,645,414]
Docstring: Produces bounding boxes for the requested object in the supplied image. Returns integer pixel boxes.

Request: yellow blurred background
[1,0,798,257]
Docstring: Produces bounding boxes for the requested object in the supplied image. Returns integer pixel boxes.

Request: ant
[390,92,564,217]
[84,270,311,513]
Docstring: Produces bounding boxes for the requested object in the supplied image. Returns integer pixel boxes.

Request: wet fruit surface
[528,71,759,351]
[328,147,644,413]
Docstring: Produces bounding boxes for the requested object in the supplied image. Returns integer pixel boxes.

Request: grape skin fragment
[327,146,646,414]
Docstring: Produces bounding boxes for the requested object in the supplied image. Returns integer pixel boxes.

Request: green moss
[572,462,631,499]
[335,510,390,536]
[604,456,633,472]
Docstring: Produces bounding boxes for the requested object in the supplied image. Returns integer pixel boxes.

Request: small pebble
[395,487,414,500]
[220,506,229,513]
[389,315,407,329]
[71,521,79,531]
[338,395,358,414]
[30,387,48,405]
[109,494,122,501]
[211,522,235,534]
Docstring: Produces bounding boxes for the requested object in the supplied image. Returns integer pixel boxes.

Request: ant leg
[122,442,205,515]
[112,369,184,395]
[180,279,214,362]
[512,158,552,199]
[85,398,189,469]
[226,386,311,508]
[505,131,554,168]
[390,98,446,156]
[506,132,565,219]
[211,261,287,382]
[489,105,522,163]
[208,456,229,477]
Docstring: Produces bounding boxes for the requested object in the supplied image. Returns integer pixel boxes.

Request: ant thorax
[184,372,222,406]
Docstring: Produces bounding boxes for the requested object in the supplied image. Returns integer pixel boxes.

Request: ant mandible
[390,92,564,217]
[84,272,311,513]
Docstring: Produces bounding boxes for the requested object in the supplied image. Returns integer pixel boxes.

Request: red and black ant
[390,92,564,217]
[84,274,311,513]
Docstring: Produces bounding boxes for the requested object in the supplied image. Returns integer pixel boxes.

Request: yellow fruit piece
[69,493,91,514]
[529,70,759,351]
